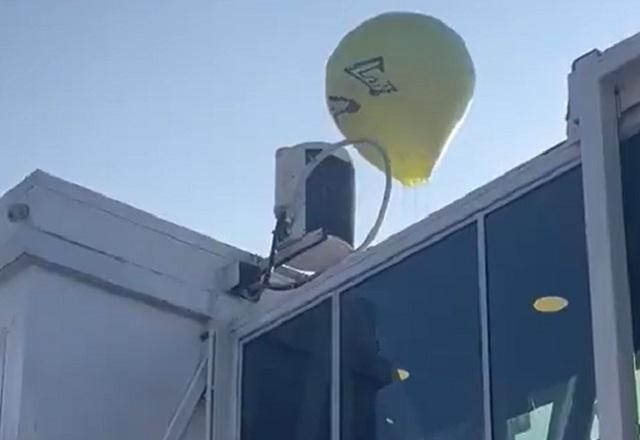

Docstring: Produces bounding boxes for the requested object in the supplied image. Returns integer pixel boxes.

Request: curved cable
[263,138,392,291]
[350,140,392,251]
[288,138,391,251]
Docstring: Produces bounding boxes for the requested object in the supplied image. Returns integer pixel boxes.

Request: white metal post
[331,293,340,440]
[569,49,638,440]
[206,329,216,440]
[477,215,493,440]
[212,329,241,440]
[0,329,6,436]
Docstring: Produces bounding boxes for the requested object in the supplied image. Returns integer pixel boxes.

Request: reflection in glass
[620,132,640,426]
[241,301,331,440]
[486,168,597,440]
[341,225,484,440]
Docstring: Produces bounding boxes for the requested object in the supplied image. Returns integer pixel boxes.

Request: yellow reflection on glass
[394,368,410,381]
[533,296,569,313]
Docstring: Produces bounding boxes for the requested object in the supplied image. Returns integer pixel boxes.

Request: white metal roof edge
[231,139,581,335]
[1,170,256,262]
[576,32,640,80]
[0,226,213,320]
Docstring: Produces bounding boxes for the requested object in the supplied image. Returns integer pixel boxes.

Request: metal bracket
[222,230,329,301]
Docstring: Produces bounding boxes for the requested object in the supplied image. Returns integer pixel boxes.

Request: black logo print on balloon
[344,57,398,96]
[328,96,361,119]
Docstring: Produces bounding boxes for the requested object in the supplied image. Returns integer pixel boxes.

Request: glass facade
[240,166,602,440]
[241,300,332,440]
[485,168,597,440]
[619,131,640,427]
[340,225,484,440]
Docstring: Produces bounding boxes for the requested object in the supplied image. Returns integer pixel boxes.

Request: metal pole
[205,329,215,440]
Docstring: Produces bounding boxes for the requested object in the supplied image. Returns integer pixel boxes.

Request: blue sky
[1,1,638,254]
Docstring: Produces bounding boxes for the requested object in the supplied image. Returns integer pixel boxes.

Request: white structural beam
[162,357,207,440]
[569,35,640,440]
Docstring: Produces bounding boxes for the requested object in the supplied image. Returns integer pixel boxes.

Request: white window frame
[568,32,640,440]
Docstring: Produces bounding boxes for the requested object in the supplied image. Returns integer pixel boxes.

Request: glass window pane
[620,131,640,428]
[241,300,331,440]
[341,225,484,440]
[486,168,597,440]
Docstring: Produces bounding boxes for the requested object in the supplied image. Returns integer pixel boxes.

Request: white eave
[0,170,258,322]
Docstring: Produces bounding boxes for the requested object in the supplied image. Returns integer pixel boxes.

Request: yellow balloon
[326,12,475,186]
